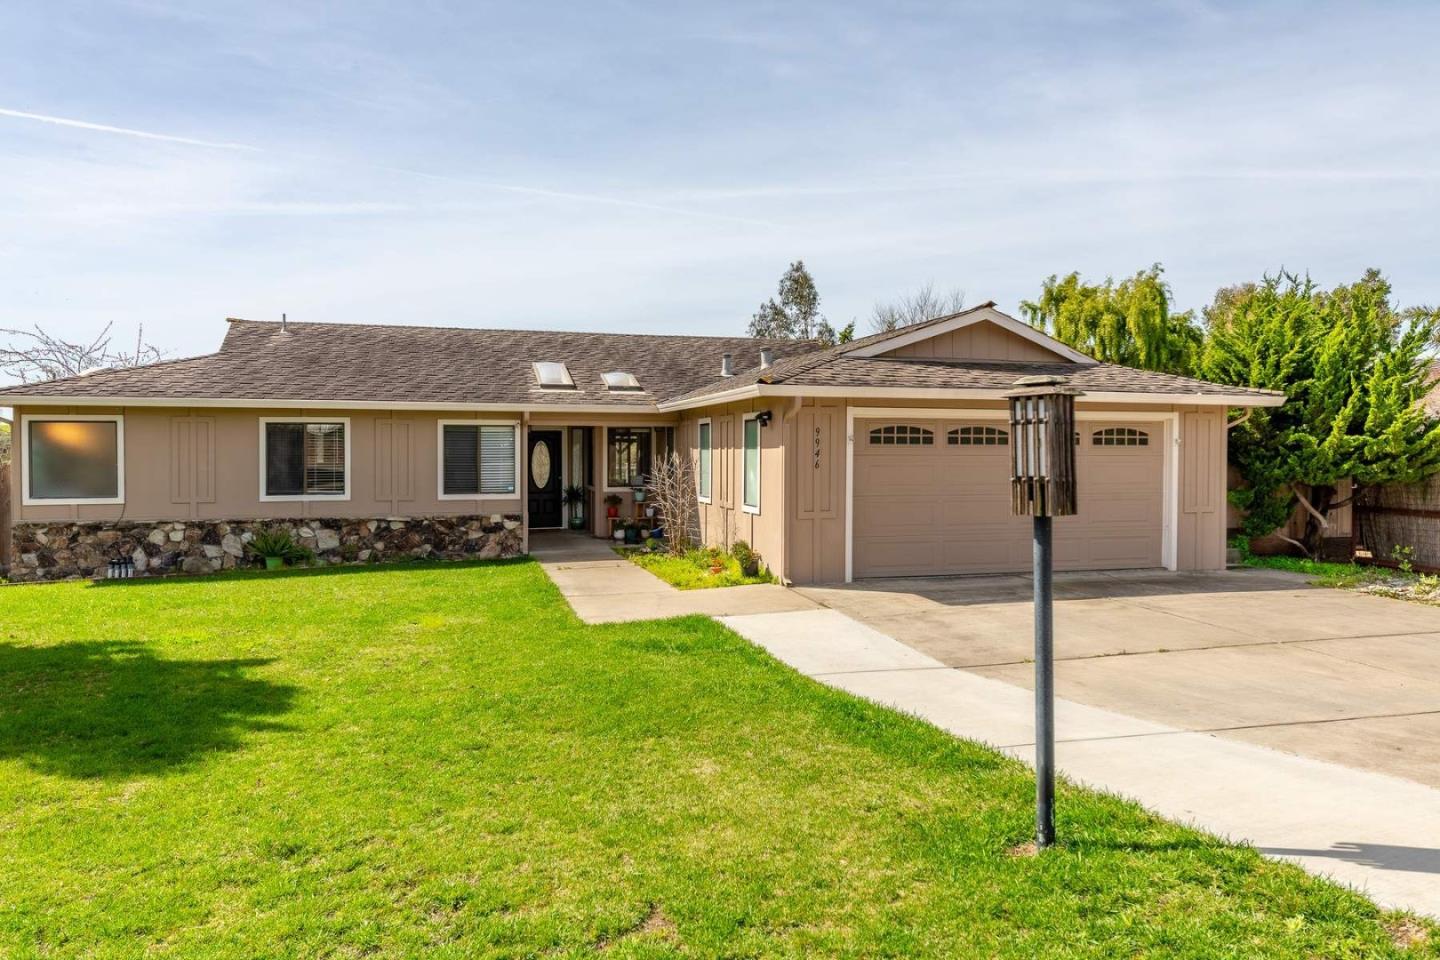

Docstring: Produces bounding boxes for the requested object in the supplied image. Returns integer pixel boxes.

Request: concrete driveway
[796,569,1440,789]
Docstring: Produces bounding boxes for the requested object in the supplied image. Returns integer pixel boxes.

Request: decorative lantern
[1002,374,1083,850]
[1006,376,1079,518]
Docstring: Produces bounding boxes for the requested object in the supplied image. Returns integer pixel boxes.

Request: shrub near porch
[1,561,1432,958]
[622,545,775,589]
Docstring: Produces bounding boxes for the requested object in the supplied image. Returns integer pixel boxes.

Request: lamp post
[1004,375,1081,849]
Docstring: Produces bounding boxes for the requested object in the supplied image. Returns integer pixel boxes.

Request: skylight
[602,371,642,392]
[533,362,575,389]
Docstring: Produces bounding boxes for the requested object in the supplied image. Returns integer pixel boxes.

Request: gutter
[657,384,1288,413]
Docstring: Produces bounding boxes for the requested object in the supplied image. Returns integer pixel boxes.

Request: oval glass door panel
[531,443,552,488]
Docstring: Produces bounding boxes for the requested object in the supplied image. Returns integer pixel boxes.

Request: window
[949,426,1009,446]
[440,422,519,497]
[742,414,761,513]
[22,416,123,504]
[697,419,712,502]
[261,420,349,499]
[868,424,933,446]
[606,428,651,487]
[533,362,575,389]
[1092,427,1149,447]
[602,371,642,392]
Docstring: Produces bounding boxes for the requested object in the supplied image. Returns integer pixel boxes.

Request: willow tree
[1202,269,1440,555]
[1020,265,1203,374]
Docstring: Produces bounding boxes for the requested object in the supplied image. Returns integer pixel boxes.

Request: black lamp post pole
[1033,513,1055,848]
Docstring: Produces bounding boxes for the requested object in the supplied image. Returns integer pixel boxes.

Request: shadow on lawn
[0,640,297,779]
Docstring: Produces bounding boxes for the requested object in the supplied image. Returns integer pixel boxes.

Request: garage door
[853,418,1164,578]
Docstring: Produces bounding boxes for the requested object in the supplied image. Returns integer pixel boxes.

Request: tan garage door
[853,418,1164,578]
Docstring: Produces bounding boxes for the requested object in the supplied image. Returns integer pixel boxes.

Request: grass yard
[1,560,1434,959]
[620,547,775,589]
[1244,553,1440,605]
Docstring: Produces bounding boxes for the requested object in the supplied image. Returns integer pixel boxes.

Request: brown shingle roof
[0,311,1283,408]
[0,320,816,407]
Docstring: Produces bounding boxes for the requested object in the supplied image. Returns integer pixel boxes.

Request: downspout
[1226,409,1251,430]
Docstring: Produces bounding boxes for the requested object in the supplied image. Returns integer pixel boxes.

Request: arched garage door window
[868,425,933,446]
[1092,427,1149,447]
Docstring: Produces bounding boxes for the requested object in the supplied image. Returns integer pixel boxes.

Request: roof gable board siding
[878,319,1066,363]
[845,306,1094,364]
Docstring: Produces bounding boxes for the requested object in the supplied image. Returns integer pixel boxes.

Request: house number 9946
[813,427,822,469]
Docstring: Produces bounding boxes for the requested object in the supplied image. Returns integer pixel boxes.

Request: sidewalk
[719,609,1440,918]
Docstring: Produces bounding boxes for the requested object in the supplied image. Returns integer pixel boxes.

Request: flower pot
[633,489,646,503]
[624,526,641,545]
[613,528,625,541]
[606,506,619,518]
[264,556,285,571]
[569,516,586,530]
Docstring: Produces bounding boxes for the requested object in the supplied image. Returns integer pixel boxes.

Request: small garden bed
[1243,554,1440,605]
[620,544,775,590]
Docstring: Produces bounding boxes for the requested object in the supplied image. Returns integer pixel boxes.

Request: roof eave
[656,384,1286,412]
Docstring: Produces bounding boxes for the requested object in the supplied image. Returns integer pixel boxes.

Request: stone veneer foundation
[5,515,524,582]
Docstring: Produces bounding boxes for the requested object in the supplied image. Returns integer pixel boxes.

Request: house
[0,303,1283,583]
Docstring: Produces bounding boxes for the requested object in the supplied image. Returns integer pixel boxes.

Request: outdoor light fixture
[1004,374,1081,849]
[755,410,773,427]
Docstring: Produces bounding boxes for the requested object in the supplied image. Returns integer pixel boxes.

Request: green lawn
[621,547,775,589]
[1,561,1432,958]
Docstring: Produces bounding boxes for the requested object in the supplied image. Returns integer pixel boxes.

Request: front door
[528,430,563,528]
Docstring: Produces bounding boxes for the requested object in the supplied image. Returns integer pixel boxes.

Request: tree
[0,419,9,466]
[1202,269,1440,555]
[869,283,966,334]
[0,322,164,383]
[748,260,849,345]
[1020,265,1203,374]
[645,452,700,555]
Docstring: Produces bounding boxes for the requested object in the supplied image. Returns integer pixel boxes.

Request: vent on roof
[760,348,774,370]
[533,362,576,389]
[721,353,734,377]
[602,371,642,392]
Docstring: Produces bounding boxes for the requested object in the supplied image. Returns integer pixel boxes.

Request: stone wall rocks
[6,515,524,582]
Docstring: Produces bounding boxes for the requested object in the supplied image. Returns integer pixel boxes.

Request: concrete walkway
[530,530,817,623]
[720,608,1440,918]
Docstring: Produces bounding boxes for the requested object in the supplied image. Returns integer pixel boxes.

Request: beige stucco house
[0,304,1282,582]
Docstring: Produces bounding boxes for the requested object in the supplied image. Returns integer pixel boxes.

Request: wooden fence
[1355,475,1440,572]
[0,462,10,576]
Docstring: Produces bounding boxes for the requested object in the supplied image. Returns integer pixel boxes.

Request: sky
[1,0,1438,373]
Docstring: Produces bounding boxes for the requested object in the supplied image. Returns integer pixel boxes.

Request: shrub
[246,528,314,566]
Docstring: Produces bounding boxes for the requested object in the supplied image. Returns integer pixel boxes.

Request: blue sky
[1,0,1437,367]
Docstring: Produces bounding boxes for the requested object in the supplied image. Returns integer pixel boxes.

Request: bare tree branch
[869,283,966,334]
[645,452,701,555]
[0,322,165,383]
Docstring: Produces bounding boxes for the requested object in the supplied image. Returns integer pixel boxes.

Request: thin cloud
[0,106,775,228]
[0,107,261,151]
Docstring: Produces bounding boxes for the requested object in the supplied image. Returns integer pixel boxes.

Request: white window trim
[696,417,713,504]
[435,419,523,502]
[843,406,1179,582]
[20,414,126,506]
[258,416,352,502]
[741,412,761,515]
[601,426,658,493]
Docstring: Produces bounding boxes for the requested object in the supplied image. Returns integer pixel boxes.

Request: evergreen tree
[749,261,846,345]
[1021,265,1203,374]
[1202,270,1440,555]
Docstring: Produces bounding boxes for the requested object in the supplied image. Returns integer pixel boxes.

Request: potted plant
[733,540,761,577]
[706,547,725,575]
[563,484,587,530]
[604,493,622,519]
[633,483,647,504]
[247,528,312,571]
[612,522,626,541]
[624,522,642,545]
